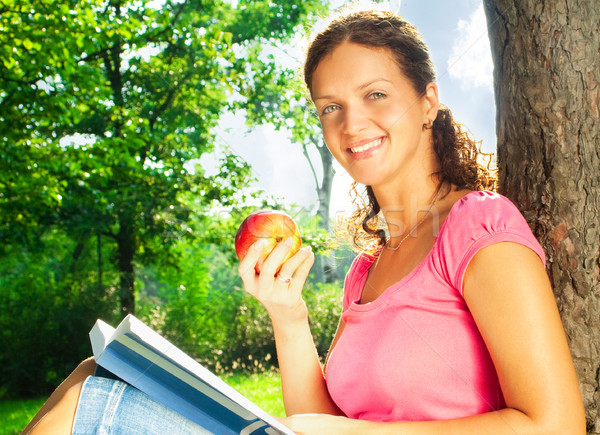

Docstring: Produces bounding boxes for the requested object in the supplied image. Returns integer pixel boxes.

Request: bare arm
[280,242,586,434]
[459,242,585,433]
[239,238,342,416]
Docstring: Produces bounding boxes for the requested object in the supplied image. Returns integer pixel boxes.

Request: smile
[348,137,384,154]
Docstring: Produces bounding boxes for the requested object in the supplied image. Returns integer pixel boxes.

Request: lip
[346,136,385,160]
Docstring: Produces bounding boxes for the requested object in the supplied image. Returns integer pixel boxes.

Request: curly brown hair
[304,9,496,251]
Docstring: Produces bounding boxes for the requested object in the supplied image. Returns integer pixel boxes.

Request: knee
[29,382,84,435]
[75,357,97,379]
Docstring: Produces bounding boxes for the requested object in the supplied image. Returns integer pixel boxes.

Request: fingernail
[254,239,267,250]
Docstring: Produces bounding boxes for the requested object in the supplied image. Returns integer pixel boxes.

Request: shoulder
[449,190,521,218]
[434,190,546,293]
[442,190,534,237]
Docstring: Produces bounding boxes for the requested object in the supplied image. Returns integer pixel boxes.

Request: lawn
[1,371,284,435]
[0,397,46,435]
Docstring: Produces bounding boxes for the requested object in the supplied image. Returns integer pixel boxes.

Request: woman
[239,9,585,435]
[25,9,585,435]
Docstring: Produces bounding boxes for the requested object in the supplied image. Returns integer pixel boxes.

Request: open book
[90,314,294,435]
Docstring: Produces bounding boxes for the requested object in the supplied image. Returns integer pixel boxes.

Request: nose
[342,105,368,136]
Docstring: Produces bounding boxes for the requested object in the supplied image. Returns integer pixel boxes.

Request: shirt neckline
[348,191,478,312]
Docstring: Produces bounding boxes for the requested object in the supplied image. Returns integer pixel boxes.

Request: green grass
[0,371,284,434]
[220,370,286,417]
[0,397,46,435]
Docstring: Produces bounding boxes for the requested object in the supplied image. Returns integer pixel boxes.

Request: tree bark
[483,1,600,432]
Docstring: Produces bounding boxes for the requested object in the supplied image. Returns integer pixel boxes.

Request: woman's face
[311,42,438,190]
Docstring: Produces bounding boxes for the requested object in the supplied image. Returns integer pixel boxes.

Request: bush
[219,279,343,372]
[305,281,344,362]
[137,244,344,375]
[0,240,117,398]
[135,204,348,376]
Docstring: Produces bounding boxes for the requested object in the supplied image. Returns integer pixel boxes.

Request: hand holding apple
[237,210,313,325]
[235,210,302,274]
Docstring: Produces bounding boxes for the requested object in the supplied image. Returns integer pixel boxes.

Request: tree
[483,1,600,432]
[0,0,324,316]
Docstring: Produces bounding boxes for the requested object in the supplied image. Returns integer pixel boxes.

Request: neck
[369,138,442,243]
[372,179,443,242]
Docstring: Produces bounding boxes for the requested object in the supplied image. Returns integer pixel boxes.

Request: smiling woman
[246,8,585,435]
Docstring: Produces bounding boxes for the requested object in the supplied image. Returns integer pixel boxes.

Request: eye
[321,104,341,116]
[368,91,387,100]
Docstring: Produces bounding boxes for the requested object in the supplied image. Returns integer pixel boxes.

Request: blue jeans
[72,376,213,434]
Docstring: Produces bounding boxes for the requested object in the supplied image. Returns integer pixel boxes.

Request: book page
[89,318,116,358]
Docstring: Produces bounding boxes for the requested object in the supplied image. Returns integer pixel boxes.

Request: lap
[72,376,213,434]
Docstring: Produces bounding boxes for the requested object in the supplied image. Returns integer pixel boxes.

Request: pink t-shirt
[325,191,546,422]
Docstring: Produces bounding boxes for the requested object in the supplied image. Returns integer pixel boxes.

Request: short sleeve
[434,191,546,295]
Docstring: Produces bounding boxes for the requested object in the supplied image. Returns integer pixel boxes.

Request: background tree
[0,0,324,316]
[483,1,600,432]
[0,0,327,397]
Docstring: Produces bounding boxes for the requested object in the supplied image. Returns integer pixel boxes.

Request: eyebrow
[313,78,393,102]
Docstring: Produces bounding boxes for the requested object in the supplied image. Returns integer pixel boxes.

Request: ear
[422,82,439,124]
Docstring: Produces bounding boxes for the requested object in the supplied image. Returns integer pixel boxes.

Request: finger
[259,237,296,279]
[238,239,267,286]
[277,246,313,283]
[288,247,314,296]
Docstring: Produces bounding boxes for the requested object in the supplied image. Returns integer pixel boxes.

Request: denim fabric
[72,376,214,434]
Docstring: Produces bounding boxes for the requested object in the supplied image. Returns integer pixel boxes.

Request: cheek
[322,136,342,160]
[375,103,408,131]
[384,105,425,142]
[321,135,351,169]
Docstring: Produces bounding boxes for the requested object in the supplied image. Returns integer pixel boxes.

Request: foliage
[0,0,327,398]
[140,275,344,376]
[0,0,326,316]
[0,0,339,399]
[0,231,117,398]
[0,199,346,398]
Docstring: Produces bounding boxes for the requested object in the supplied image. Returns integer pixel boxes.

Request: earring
[423,119,434,130]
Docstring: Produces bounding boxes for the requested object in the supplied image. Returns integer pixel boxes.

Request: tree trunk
[117,221,136,317]
[303,134,339,283]
[317,141,339,283]
[317,145,334,234]
[483,1,600,432]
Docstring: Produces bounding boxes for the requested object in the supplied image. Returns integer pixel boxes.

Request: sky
[204,0,496,217]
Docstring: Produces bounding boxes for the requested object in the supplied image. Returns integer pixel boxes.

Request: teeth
[350,138,382,153]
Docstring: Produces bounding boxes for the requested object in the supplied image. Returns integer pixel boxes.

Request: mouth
[347,137,384,154]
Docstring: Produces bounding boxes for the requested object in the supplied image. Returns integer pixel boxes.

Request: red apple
[235,210,302,274]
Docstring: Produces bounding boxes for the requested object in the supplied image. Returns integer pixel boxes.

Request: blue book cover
[90,314,294,435]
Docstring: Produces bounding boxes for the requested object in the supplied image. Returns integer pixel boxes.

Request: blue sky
[208,0,496,216]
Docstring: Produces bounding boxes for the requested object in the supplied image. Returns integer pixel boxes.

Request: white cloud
[447,4,493,91]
